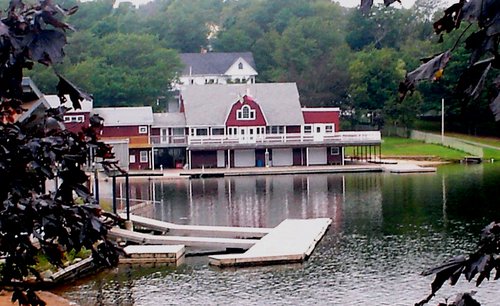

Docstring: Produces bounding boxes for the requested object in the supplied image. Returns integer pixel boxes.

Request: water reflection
[72,164,500,305]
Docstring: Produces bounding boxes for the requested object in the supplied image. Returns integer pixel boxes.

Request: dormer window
[237,105,255,120]
[238,62,243,69]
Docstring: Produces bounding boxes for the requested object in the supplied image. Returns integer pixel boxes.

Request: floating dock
[109,215,332,267]
[209,218,332,267]
[109,227,258,249]
[382,163,437,173]
[181,165,383,178]
[120,245,185,265]
[121,213,271,239]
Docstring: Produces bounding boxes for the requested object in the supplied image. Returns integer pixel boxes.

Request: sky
[116,0,419,9]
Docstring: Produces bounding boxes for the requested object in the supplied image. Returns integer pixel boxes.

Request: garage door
[234,149,255,167]
[272,148,293,166]
[308,147,327,165]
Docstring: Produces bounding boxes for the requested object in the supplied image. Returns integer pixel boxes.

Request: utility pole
[441,98,445,144]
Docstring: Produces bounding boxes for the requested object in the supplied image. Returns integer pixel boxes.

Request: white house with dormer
[178,52,258,86]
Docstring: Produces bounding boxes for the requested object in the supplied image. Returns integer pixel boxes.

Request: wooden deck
[120,213,272,238]
[209,218,332,267]
[109,227,258,249]
[120,245,185,265]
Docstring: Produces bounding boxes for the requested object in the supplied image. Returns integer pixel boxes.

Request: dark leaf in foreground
[433,0,465,34]
[399,51,451,100]
[456,58,492,100]
[490,93,500,121]
[360,0,373,14]
[56,74,92,110]
[28,30,67,65]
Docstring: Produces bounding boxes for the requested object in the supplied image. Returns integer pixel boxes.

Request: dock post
[125,173,130,221]
[94,167,99,204]
[112,175,117,214]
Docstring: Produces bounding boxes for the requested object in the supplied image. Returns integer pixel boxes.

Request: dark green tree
[0,1,120,303]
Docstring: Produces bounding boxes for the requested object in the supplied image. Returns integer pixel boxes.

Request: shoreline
[95,158,454,181]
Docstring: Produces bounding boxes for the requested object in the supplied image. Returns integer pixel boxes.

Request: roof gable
[93,106,153,126]
[180,52,257,76]
[181,83,304,127]
[224,57,258,77]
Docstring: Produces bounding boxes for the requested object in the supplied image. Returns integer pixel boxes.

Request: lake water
[60,163,500,305]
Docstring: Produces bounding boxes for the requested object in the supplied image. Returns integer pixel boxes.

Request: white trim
[302,107,340,112]
[138,126,148,134]
[330,147,340,155]
[237,105,256,120]
[139,151,148,163]
[129,154,136,164]
[63,115,85,123]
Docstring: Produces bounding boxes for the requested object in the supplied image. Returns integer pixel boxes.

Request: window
[238,62,243,69]
[326,125,333,133]
[129,154,136,163]
[303,126,312,134]
[236,105,255,120]
[63,115,84,123]
[331,147,340,155]
[140,151,148,163]
[212,128,224,135]
[138,126,148,134]
[196,128,208,136]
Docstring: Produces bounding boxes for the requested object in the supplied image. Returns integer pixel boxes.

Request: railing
[187,131,381,146]
[150,135,188,145]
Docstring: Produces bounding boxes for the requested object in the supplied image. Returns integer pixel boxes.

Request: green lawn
[380,137,466,160]
[444,132,500,148]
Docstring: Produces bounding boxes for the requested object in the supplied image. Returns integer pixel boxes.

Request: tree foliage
[0,1,120,303]
[18,0,499,134]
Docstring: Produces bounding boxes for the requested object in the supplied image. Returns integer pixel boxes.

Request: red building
[151,83,381,169]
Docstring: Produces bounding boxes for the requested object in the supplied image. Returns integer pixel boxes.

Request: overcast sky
[116,0,419,9]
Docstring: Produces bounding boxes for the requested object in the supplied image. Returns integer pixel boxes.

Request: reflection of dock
[110,214,331,267]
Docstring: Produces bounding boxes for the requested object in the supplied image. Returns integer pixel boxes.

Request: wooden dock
[382,164,437,173]
[120,213,272,238]
[120,245,185,265]
[180,165,383,178]
[209,218,332,267]
[109,215,332,267]
[109,227,258,249]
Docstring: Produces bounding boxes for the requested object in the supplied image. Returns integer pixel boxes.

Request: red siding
[293,148,303,166]
[287,126,301,133]
[226,96,267,127]
[150,128,160,136]
[64,112,90,134]
[129,148,151,170]
[303,110,340,132]
[327,147,343,165]
[191,151,217,168]
[101,125,144,137]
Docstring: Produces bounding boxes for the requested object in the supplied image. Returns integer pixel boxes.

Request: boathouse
[151,82,381,170]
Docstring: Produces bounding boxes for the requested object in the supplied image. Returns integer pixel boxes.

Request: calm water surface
[60,164,500,305]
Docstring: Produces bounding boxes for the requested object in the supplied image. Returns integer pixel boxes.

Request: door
[308,147,327,165]
[234,149,255,167]
[272,148,293,166]
[238,127,257,143]
[217,150,225,168]
[313,125,325,142]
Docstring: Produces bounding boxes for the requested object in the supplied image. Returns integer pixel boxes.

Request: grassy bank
[380,137,465,160]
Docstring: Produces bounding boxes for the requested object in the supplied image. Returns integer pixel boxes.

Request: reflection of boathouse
[101,173,385,231]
